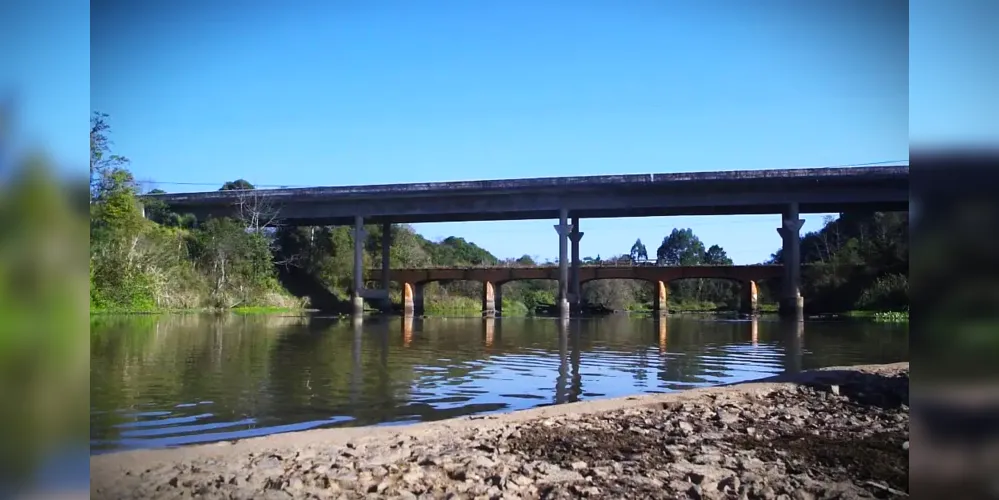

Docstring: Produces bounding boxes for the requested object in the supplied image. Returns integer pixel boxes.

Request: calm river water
[90,314,909,454]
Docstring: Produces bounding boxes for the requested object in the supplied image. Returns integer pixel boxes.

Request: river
[90,313,908,454]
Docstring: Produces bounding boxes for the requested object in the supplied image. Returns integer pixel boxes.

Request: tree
[90,112,131,203]
[703,245,732,266]
[629,238,648,263]
[217,179,280,233]
[656,228,705,266]
[220,179,255,191]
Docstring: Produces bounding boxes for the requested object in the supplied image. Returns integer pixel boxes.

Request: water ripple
[90,315,909,453]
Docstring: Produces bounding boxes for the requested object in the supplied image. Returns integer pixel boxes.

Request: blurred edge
[909,149,999,498]
[0,104,91,498]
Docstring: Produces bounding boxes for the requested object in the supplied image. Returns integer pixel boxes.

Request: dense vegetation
[89,113,908,316]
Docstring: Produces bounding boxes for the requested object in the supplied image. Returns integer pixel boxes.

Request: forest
[90,113,908,316]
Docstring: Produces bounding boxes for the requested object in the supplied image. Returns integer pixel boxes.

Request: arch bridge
[366,265,783,316]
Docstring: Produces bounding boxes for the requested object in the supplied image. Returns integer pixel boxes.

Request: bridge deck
[145,166,909,225]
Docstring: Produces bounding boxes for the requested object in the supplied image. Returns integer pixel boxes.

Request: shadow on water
[90,313,908,453]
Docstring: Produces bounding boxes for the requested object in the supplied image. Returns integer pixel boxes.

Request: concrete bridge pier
[777,203,805,320]
[569,217,584,313]
[402,282,425,317]
[351,216,366,316]
[653,280,669,316]
[740,280,759,316]
[482,281,497,317]
[554,208,572,317]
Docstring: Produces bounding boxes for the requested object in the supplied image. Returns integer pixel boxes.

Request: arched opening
[413,280,485,316]
[753,277,782,314]
[495,278,559,316]
[664,277,743,313]
[578,278,657,314]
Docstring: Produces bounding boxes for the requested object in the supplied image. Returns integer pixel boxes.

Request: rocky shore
[91,363,909,499]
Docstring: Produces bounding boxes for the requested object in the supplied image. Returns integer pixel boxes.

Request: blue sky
[12,0,917,264]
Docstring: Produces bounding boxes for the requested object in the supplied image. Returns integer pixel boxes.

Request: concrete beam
[146,166,909,226]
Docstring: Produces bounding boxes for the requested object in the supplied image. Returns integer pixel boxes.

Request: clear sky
[16,0,914,264]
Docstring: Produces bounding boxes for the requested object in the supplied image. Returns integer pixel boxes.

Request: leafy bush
[856,273,908,311]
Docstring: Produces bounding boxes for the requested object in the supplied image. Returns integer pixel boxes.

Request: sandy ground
[91,363,911,499]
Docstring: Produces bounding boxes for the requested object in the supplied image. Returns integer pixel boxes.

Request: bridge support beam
[569,217,583,313]
[777,203,805,320]
[402,282,424,317]
[653,280,669,316]
[482,281,496,317]
[554,208,572,316]
[402,283,415,317]
[740,280,759,316]
[351,215,366,316]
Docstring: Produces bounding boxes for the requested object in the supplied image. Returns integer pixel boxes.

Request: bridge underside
[275,200,905,226]
[152,166,908,226]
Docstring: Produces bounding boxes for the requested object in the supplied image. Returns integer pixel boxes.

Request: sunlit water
[90,314,909,454]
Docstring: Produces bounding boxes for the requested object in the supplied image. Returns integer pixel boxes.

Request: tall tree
[629,238,648,263]
[656,228,706,266]
[703,245,732,265]
[90,112,131,202]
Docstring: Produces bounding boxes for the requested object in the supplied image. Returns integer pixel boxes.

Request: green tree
[656,228,705,266]
[188,217,277,307]
[220,179,255,191]
[629,238,648,263]
[90,112,131,202]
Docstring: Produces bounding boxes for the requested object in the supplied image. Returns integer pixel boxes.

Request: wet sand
[91,362,909,499]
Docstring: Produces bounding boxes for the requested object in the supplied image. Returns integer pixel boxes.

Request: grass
[843,310,909,322]
[872,311,909,323]
[90,305,312,316]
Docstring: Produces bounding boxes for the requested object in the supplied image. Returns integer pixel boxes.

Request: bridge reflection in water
[90,314,908,453]
[390,315,804,406]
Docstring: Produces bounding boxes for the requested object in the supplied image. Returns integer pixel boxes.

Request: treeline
[770,212,909,314]
[89,113,908,315]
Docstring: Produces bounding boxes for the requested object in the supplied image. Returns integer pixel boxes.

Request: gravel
[91,364,909,499]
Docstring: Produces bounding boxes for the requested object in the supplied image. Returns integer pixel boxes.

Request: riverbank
[91,362,908,499]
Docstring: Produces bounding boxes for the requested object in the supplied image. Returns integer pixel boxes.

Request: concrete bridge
[365,265,782,316]
[144,165,909,319]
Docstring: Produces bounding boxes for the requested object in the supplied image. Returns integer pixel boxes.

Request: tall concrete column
[402,283,416,317]
[777,203,805,320]
[381,222,392,311]
[740,280,759,316]
[554,208,571,316]
[569,217,583,312]
[653,280,669,316]
[482,281,496,317]
[352,215,366,316]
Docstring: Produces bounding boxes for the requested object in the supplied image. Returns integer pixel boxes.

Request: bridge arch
[369,265,780,317]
